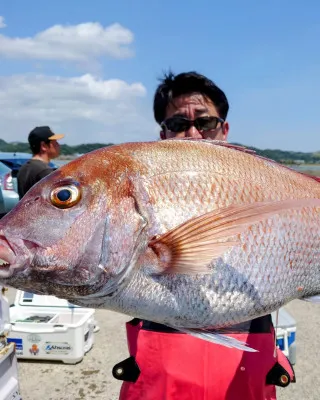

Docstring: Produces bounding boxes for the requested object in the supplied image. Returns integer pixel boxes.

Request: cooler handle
[11,325,68,333]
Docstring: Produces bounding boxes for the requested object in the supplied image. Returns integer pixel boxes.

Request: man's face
[46,140,60,159]
[160,93,229,141]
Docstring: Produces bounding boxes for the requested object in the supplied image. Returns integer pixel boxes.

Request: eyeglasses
[161,116,224,134]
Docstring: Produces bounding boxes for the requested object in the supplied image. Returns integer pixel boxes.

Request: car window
[0,161,12,174]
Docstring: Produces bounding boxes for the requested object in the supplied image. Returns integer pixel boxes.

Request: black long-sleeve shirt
[17,159,53,199]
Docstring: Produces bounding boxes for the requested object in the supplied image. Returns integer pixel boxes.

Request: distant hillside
[231,143,320,164]
[0,140,113,156]
[0,139,319,164]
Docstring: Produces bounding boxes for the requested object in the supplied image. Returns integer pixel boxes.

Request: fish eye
[50,184,81,209]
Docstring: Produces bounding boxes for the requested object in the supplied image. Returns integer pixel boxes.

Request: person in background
[115,71,295,400]
[17,126,64,199]
[16,126,101,333]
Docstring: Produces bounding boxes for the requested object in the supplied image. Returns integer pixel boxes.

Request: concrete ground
[6,290,320,400]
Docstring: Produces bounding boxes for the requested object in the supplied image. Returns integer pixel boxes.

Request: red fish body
[0,139,319,349]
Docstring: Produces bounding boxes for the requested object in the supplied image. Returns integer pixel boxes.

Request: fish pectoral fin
[149,198,320,275]
[172,326,258,352]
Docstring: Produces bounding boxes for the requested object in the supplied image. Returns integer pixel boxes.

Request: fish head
[0,148,147,302]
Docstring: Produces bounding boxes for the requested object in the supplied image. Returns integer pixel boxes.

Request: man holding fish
[2,71,320,398]
[116,71,295,400]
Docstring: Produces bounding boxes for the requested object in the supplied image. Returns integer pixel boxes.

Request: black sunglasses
[161,116,224,134]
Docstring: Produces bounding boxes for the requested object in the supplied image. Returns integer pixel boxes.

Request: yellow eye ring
[50,185,81,209]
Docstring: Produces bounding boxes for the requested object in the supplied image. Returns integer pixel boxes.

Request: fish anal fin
[301,295,320,303]
[172,326,258,352]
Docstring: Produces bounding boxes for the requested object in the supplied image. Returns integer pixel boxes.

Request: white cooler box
[7,291,96,364]
[272,308,297,365]
[0,342,22,400]
[0,286,22,400]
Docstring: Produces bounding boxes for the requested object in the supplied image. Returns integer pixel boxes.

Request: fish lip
[0,235,30,278]
[0,246,20,278]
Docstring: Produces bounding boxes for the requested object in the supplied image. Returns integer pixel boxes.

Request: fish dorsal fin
[149,198,320,275]
[169,138,257,155]
[299,173,320,183]
[169,139,320,185]
[202,140,257,155]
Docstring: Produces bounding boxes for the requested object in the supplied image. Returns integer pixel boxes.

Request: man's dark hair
[153,71,229,125]
[30,140,50,155]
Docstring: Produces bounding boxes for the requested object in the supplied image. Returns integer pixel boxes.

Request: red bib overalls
[114,316,295,400]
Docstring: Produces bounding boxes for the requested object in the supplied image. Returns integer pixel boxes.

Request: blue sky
[0,0,319,151]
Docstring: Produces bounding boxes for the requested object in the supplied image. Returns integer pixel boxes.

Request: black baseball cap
[28,126,65,149]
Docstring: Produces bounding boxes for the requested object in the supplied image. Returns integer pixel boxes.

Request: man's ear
[222,122,230,141]
[40,141,47,152]
[160,131,166,140]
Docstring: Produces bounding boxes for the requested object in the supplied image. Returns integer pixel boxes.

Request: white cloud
[0,74,159,144]
[0,18,160,145]
[0,16,6,29]
[0,21,134,62]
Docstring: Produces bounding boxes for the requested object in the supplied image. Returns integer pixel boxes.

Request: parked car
[0,152,58,193]
[0,161,19,217]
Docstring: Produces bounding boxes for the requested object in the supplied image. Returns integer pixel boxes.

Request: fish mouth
[0,245,19,277]
[0,235,30,278]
